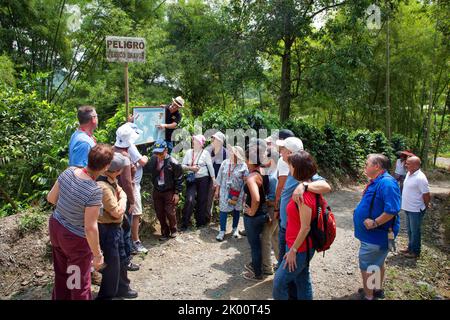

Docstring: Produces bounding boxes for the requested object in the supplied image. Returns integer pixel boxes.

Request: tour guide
[156,96,185,154]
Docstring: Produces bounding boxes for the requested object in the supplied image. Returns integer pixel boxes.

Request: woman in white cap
[181,134,216,230]
[214,146,248,241]
[206,131,228,222]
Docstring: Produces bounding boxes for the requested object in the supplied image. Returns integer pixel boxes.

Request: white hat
[212,131,225,143]
[172,96,185,108]
[231,146,246,162]
[276,137,303,153]
[115,123,139,148]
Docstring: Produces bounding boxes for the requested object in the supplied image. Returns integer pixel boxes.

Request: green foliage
[0,84,75,214]
[18,208,48,234]
[0,55,16,87]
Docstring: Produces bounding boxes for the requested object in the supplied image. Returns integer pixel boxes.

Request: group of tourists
[46,97,431,300]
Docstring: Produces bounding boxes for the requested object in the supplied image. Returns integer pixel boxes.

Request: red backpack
[301,194,336,265]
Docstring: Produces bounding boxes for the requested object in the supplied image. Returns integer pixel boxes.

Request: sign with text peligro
[106,36,146,63]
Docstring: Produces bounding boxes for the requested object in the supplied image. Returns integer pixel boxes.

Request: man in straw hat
[156,96,185,154]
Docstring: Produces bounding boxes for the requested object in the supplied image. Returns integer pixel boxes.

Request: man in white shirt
[401,156,431,259]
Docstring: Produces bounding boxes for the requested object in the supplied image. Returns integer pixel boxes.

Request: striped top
[52,167,103,238]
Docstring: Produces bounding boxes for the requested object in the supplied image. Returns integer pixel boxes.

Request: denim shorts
[358,241,389,271]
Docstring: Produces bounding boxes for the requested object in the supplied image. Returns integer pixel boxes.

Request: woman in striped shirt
[47,144,114,300]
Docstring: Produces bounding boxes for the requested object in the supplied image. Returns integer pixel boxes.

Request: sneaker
[238,229,246,236]
[131,245,138,255]
[117,288,138,299]
[245,262,272,275]
[404,252,419,259]
[159,235,169,241]
[216,231,225,242]
[127,262,140,272]
[133,241,148,254]
[244,262,254,273]
[358,288,385,299]
[169,232,178,238]
[91,271,102,286]
[232,228,239,238]
[242,271,264,281]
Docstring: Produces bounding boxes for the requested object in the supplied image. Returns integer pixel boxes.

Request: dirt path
[127,185,364,300]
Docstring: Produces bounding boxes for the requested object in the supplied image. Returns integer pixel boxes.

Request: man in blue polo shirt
[354,154,401,300]
[69,106,98,167]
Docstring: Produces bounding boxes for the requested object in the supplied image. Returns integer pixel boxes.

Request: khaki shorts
[133,184,143,216]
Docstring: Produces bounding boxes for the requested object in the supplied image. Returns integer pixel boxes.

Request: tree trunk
[422,18,439,170]
[385,13,392,141]
[433,88,449,166]
[279,38,294,123]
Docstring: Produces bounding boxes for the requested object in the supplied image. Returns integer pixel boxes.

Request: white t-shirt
[128,144,143,184]
[182,149,215,179]
[401,169,430,212]
[395,159,406,176]
[277,158,290,177]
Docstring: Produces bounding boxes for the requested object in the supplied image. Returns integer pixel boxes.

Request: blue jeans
[244,214,267,277]
[278,226,287,266]
[97,224,130,299]
[219,210,240,232]
[273,247,315,300]
[405,210,425,255]
[121,213,133,265]
[278,225,297,299]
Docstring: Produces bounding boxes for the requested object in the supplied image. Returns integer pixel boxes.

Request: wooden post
[125,62,129,120]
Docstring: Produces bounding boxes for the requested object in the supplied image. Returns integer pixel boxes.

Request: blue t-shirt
[353,171,401,249]
[279,173,324,229]
[68,130,96,167]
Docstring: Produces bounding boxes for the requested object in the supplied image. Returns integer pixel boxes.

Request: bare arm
[293,180,332,204]
[47,181,60,205]
[275,175,287,210]
[84,206,102,257]
[118,165,135,205]
[423,192,431,208]
[138,155,149,167]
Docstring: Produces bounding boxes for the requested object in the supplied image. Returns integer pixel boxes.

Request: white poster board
[132,107,166,145]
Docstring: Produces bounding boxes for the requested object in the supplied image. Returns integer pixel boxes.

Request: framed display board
[132,106,166,145]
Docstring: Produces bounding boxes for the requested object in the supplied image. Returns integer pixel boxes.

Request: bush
[0,86,75,214]
[18,209,48,234]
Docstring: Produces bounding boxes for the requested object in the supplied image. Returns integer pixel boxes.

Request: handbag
[186,149,204,184]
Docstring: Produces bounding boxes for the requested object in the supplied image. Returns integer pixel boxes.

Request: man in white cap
[156,96,185,153]
[114,123,140,272]
[205,131,228,222]
[126,123,149,255]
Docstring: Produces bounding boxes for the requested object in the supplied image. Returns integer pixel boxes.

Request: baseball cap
[276,137,304,153]
[153,140,168,153]
[108,153,128,172]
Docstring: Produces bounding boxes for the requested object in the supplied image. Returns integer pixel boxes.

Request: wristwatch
[303,182,309,192]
